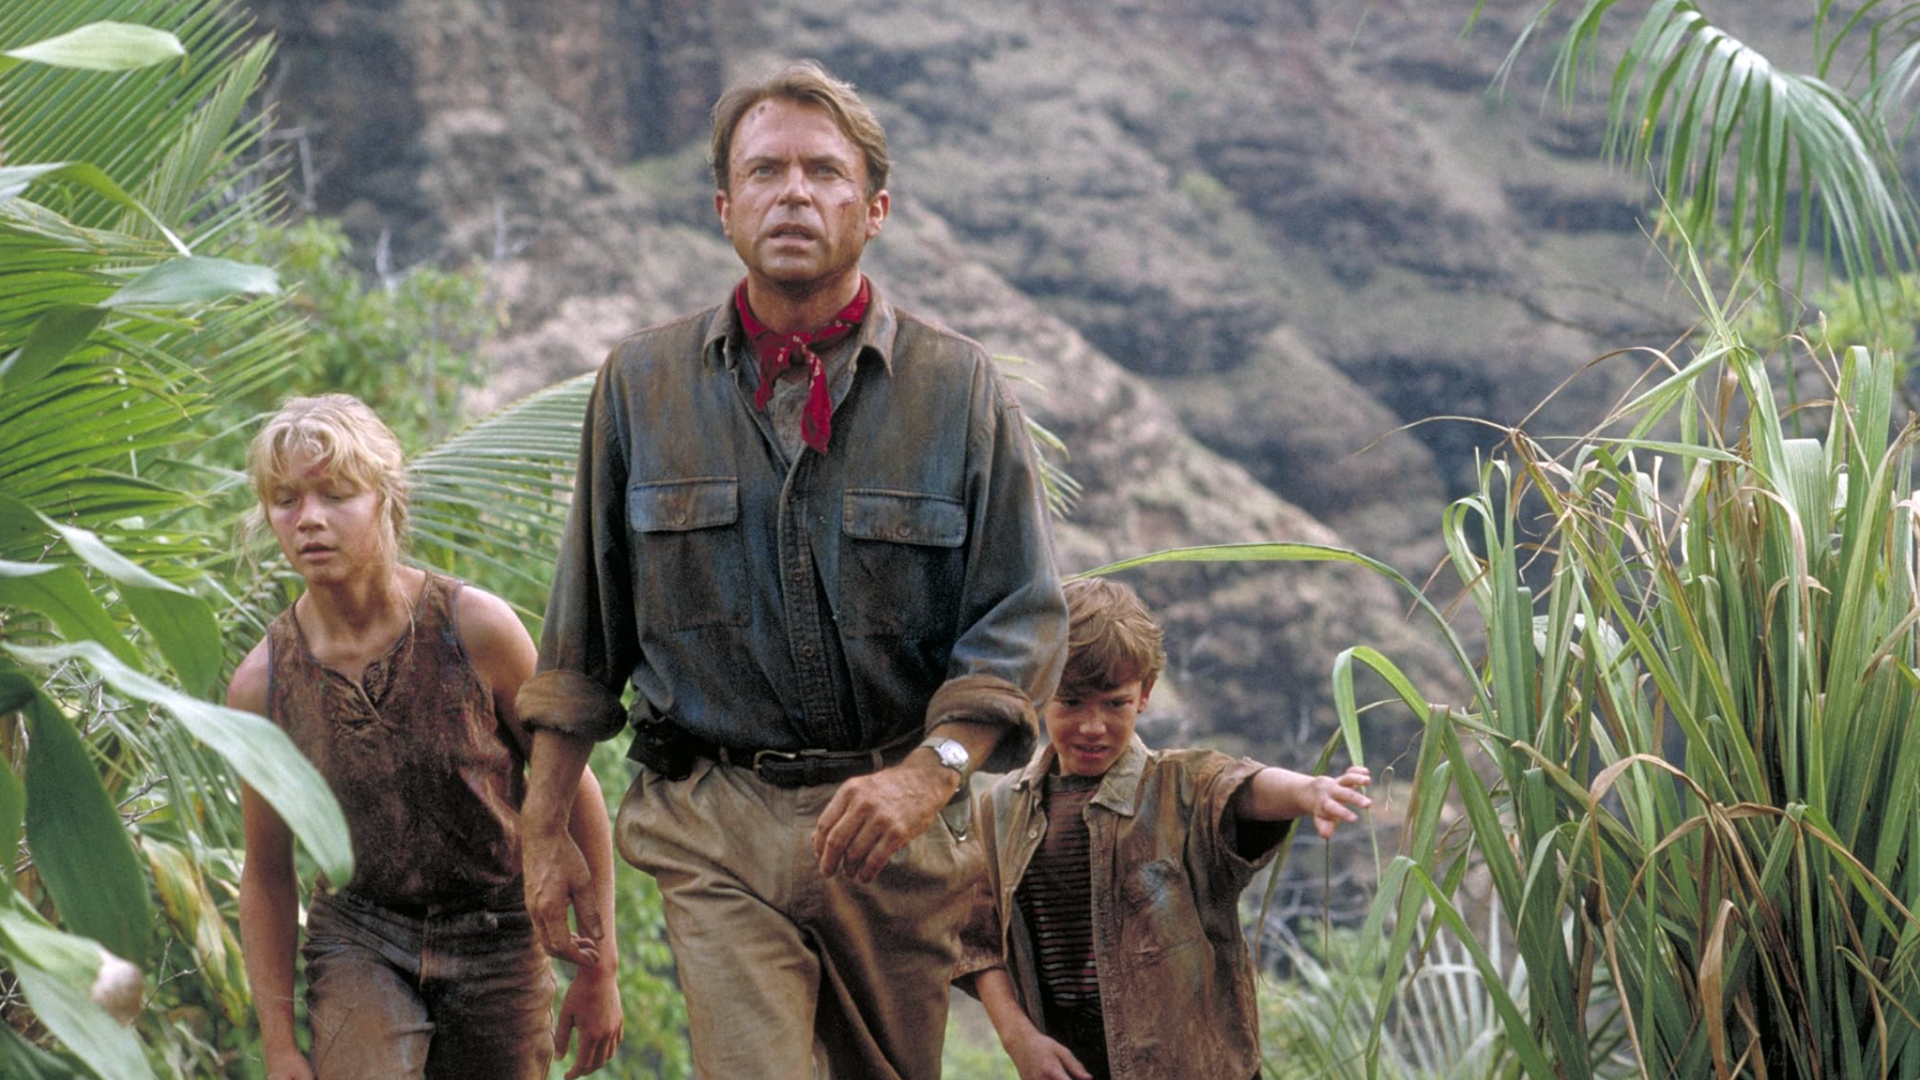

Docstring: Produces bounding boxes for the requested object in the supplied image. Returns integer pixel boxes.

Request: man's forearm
[924,674,1046,772]
[526,730,597,837]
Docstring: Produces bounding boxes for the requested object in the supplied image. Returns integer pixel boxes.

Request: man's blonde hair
[1058,577,1166,693]
[709,59,891,198]
[245,394,409,561]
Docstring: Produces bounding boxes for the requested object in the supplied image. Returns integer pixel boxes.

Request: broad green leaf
[0,306,105,392]
[19,680,150,965]
[0,495,45,556]
[0,162,188,255]
[0,21,184,72]
[0,1023,73,1080]
[102,255,279,309]
[8,642,354,884]
[51,522,221,698]
[1076,541,1423,599]
[0,560,141,669]
[0,895,151,1080]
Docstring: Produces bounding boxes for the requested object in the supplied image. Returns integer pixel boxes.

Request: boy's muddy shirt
[266,572,526,907]
[962,737,1291,1079]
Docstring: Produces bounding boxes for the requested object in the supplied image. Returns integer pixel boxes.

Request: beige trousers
[616,758,973,1080]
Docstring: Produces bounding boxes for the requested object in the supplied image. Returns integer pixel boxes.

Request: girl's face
[264,452,389,585]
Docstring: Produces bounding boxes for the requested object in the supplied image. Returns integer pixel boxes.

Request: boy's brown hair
[1058,577,1166,693]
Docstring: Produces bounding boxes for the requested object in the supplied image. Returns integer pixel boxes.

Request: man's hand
[1003,1027,1092,1080]
[811,751,960,881]
[554,964,624,1078]
[523,829,603,965]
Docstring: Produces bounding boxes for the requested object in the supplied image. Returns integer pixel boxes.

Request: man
[514,59,1068,1079]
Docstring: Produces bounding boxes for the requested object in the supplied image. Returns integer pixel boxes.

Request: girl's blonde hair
[245,394,409,561]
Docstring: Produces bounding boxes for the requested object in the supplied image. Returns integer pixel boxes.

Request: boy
[957,577,1370,1080]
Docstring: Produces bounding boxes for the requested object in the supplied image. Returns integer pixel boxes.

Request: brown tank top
[266,572,526,906]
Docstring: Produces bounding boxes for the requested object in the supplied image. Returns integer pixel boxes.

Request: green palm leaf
[1487,1,1920,323]
[0,6,338,1075]
[406,372,597,617]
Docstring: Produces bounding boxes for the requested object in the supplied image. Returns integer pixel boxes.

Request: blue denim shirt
[523,282,1066,767]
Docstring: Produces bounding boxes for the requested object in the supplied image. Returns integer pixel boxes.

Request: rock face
[243,0,1843,762]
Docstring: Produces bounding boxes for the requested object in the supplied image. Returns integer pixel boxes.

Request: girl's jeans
[302,887,555,1080]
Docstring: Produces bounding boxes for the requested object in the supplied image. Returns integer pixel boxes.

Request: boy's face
[1043,678,1153,777]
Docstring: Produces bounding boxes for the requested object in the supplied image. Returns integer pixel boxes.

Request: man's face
[1042,678,1153,778]
[716,97,888,300]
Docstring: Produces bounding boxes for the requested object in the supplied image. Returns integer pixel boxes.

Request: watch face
[933,738,969,771]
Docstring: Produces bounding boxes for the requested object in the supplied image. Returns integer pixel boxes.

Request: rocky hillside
[244,0,1869,764]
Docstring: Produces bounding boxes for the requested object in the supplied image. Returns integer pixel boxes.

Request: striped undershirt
[1017,772,1106,1031]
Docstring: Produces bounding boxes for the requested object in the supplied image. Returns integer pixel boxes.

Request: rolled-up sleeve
[519,359,636,743]
[928,363,1068,773]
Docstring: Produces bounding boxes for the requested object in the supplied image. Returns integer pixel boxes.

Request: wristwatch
[919,736,971,781]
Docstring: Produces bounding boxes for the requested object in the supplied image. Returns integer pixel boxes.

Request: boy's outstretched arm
[1235,765,1372,838]
[973,968,1093,1080]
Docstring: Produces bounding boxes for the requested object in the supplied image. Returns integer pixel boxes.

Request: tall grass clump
[1344,274,1920,1079]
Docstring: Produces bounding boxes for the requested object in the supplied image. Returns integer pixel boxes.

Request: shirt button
[799,644,815,658]
[894,526,911,539]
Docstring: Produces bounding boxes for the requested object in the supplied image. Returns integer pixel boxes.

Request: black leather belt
[628,719,906,788]
[716,745,888,788]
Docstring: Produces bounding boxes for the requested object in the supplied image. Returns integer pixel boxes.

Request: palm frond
[1498,1,1920,323]
[0,7,333,1072]
[407,373,597,618]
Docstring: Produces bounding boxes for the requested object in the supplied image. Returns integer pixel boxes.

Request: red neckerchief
[735,278,871,454]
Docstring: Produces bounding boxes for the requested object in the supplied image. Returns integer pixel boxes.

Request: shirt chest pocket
[629,478,750,631]
[1120,856,1206,960]
[837,490,967,638]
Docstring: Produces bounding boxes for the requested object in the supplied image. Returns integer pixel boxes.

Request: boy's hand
[554,964,624,1078]
[1238,763,1373,833]
[1305,765,1372,839]
[1004,1027,1093,1080]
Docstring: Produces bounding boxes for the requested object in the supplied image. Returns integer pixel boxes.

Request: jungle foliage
[8,0,1920,1078]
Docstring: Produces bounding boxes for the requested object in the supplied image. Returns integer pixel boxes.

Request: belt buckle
[752,748,836,787]
[751,748,829,767]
